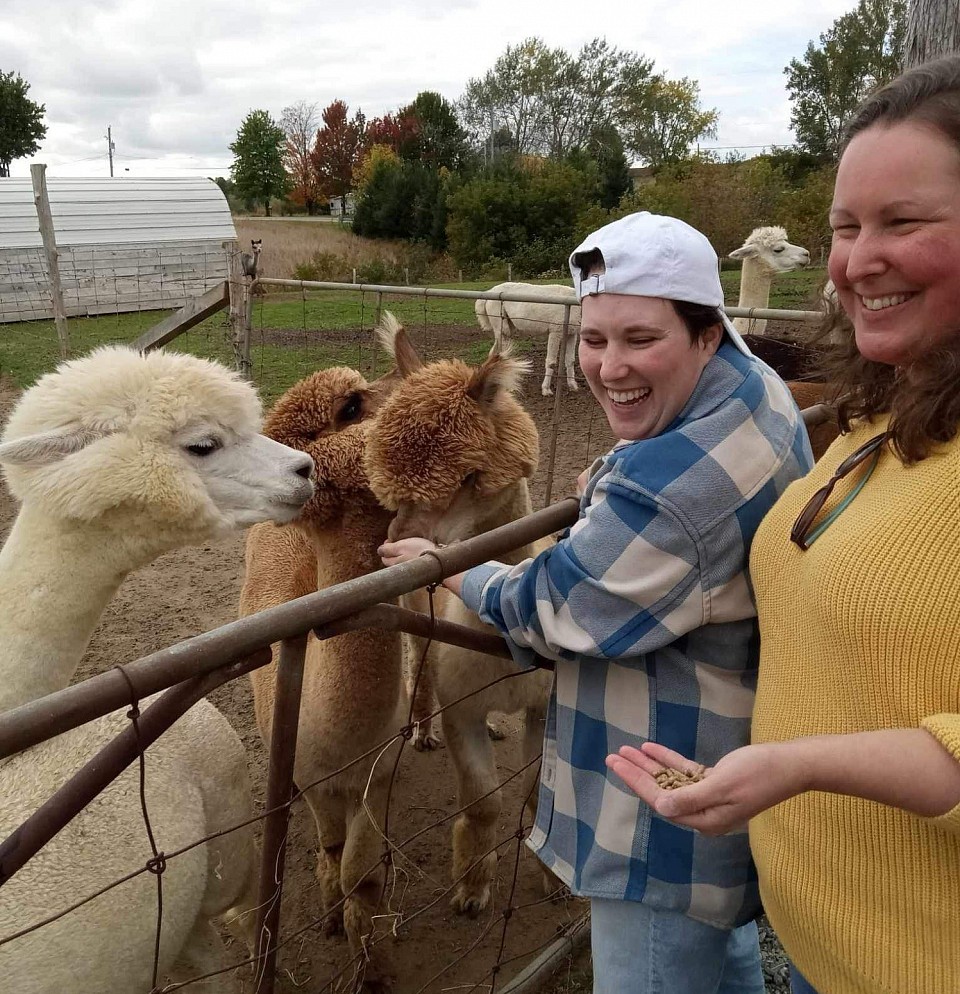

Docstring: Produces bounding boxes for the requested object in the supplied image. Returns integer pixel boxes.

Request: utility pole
[106,126,115,177]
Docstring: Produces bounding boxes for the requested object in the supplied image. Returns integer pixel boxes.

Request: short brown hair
[816,56,960,463]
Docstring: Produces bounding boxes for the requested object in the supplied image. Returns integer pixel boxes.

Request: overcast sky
[3,0,855,179]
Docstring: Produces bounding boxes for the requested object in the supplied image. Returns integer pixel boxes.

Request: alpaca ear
[375,311,423,377]
[0,426,106,466]
[728,244,758,261]
[467,350,531,405]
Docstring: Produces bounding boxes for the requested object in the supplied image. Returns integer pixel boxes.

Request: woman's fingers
[637,740,703,776]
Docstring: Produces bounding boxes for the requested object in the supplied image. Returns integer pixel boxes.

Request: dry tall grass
[235,219,407,280]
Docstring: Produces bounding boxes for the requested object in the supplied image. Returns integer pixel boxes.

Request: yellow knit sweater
[750,415,960,994]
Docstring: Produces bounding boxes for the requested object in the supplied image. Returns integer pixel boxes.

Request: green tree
[446,159,592,274]
[784,0,906,160]
[619,75,718,168]
[0,70,47,177]
[311,100,366,215]
[401,91,468,169]
[459,37,656,160]
[229,110,288,215]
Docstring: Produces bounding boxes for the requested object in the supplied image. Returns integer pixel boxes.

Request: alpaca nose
[294,454,314,480]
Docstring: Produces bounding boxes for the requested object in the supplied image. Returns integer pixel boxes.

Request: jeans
[789,963,820,994]
[590,897,766,994]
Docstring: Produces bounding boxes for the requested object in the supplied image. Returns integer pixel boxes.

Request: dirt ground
[0,335,611,994]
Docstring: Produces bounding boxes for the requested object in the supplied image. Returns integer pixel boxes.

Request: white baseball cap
[569,211,752,356]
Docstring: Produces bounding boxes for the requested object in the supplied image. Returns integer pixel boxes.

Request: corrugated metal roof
[0,177,237,249]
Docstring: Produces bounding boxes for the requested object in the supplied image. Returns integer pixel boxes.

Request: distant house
[328,193,356,217]
[0,176,236,324]
[628,165,655,190]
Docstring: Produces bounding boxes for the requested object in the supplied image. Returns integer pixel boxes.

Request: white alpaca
[0,346,315,994]
[729,226,811,336]
[475,282,580,396]
[366,315,555,917]
[240,364,405,994]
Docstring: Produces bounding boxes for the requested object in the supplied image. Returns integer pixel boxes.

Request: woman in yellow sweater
[605,57,960,994]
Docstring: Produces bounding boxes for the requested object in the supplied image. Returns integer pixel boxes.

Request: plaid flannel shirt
[460,342,813,929]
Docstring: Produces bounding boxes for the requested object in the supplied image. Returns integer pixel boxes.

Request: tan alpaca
[365,313,556,917]
[729,225,811,336]
[240,364,407,994]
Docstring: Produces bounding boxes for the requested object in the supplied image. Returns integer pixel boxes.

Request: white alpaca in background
[0,346,314,994]
[729,226,811,336]
[475,282,580,396]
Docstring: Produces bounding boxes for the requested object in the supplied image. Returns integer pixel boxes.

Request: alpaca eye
[463,471,478,488]
[337,393,363,424]
[186,439,221,457]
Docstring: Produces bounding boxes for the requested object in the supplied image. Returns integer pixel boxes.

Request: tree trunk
[265,198,272,217]
[905,0,960,68]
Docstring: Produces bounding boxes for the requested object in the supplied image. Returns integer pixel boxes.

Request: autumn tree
[0,70,47,177]
[785,0,906,160]
[364,110,420,159]
[229,109,288,215]
[311,100,366,215]
[281,101,322,214]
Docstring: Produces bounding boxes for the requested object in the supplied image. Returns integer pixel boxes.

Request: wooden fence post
[223,240,251,378]
[30,164,71,359]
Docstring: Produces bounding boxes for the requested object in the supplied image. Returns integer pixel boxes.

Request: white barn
[0,177,236,324]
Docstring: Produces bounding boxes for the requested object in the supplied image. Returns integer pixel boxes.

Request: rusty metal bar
[542,304,572,508]
[314,603,514,660]
[253,635,308,994]
[0,498,580,761]
[0,648,271,888]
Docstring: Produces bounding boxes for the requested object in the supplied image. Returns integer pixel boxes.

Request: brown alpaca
[787,380,841,460]
[365,313,556,917]
[240,365,405,993]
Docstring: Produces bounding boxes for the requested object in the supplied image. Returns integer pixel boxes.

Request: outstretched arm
[606,729,960,836]
[379,537,465,597]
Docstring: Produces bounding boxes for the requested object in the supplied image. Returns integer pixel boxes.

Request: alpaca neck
[469,480,536,565]
[0,506,139,712]
[311,495,393,588]
[736,257,773,310]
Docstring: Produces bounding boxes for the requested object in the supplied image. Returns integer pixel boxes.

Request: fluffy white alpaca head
[729,226,811,275]
[0,347,315,547]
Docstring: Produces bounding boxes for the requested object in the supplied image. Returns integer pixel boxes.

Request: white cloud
[2,0,855,177]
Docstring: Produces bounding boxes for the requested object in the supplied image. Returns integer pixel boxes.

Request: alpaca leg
[564,330,579,391]
[443,705,501,916]
[520,704,565,900]
[341,787,395,994]
[168,920,242,994]
[542,332,559,396]
[304,787,348,935]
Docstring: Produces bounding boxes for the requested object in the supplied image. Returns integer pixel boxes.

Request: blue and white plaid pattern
[460,343,813,929]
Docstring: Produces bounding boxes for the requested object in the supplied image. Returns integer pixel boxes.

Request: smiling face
[828,120,960,366]
[577,294,721,441]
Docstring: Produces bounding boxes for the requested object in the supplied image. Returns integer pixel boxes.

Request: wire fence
[0,501,587,994]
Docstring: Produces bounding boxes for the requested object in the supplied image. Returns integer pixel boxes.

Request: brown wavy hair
[816,56,960,463]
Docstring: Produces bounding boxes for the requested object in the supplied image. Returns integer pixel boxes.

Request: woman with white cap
[381,210,812,993]
[607,58,960,994]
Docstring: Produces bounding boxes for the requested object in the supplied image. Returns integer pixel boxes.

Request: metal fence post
[542,304,571,507]
[253,634,308,994]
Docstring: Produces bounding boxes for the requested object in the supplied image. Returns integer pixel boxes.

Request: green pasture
[0,269,825,406]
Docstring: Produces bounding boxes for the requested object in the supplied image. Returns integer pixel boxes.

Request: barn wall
[0,178,235,324]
